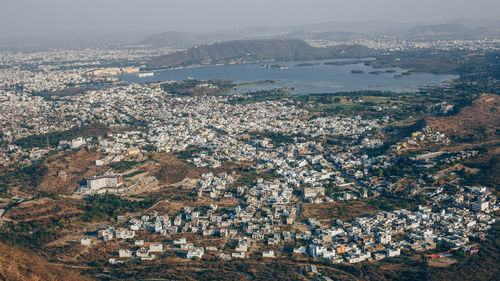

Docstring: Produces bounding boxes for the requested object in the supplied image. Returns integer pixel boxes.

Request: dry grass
[0,242,93,281]
[426,94,500,136]
[5,197,83,221]
[150,153,203,185]
[35,149,106,195]
[428,257,458,268]
[302,200,379,222]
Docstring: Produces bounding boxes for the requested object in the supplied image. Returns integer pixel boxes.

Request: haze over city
[1,0,500,38]
[0,1,498,280]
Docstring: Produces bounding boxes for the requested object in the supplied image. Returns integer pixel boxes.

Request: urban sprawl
[0,46,497,273]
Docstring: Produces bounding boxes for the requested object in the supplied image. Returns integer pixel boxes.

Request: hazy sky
[1,0,499,37]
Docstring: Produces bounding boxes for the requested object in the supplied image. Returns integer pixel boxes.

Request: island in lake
[261,64,288,70]
[351,70,365,74]
[295,62,321,67]
[324,60,367,66]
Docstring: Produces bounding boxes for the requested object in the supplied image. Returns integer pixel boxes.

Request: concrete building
[263,250,275,258]
[86,173,123,192]
[81,238,91,246]
[149,243,163,252]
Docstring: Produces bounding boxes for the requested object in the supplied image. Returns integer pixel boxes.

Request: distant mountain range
[147,39,377,69]
[1,20,499,51]
[139,20,500,49]
[138,21,411,48]
[409,23,474,34]
[406,23,496,40]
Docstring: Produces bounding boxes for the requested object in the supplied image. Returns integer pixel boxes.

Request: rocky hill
[147,39,376,68]
[426,94,500,137]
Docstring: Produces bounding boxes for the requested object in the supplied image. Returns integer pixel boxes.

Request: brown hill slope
[426,94,500,136]
[5,197,83,221]
[35,149,105,195]
[0,242,93,281]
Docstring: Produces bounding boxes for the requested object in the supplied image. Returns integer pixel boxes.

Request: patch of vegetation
[366,193,425,212]
[81,193,161,222]
[324,60,366,66]
[0,161,49,190]
[32,87,87,101]
[0,183,8,196]
[324,182,342,197]
[248,130,304,146]
[109,160,143,173]
[175,146,209,160]
[142,144,156,152]
[377,155,424,178]
[451,126,496,143]
[0,194,162,248]
[295,63,320,67]
[229,171,278,191]
[123,170,147,178]
[291,90,427,119]
[0,217,71,248]
[351,69,365,74]
[457,153,500,192]
[161,79,234,96]
[228,88,291,105]
[238,80,277,86]
[14,124,109,149]
[426,221,500,281]
[35,191,59,200]
[425,241,455,254]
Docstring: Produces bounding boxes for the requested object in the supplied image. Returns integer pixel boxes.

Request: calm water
[119,59,457,94]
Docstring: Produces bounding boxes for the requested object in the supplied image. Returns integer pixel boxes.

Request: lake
[119,59,457,94]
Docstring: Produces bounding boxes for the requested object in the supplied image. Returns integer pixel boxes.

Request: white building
[187,248,205,259]
[263,250,275,258]
[81,238,91,246]
[232,252,245,259]
[149,243,163,252]
[119,249,133,258]
[378,233,391,245]
[174,238,186,245]
[386,248,401,258]
[71,137,86,149]
[293,246,308,254]
[87,173,123,191]
[116,229,135,239]
[303,187,325,199]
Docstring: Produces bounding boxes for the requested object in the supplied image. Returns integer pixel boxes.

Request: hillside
[406,23,495,40]
[0,242,93,281]
[148,39,376,68]
[403,23,500,42]
[32,149,106,195]
[4,197,83,221]
[426,94,500,137]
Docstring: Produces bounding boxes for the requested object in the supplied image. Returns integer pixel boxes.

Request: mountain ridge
[147,39,376,68]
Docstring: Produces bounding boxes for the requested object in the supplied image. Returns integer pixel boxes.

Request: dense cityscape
[0,2,499,280]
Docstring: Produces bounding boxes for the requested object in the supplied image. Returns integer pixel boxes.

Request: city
[0,1,499,280]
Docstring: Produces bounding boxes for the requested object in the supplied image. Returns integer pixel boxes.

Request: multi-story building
[86,173,123,193]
